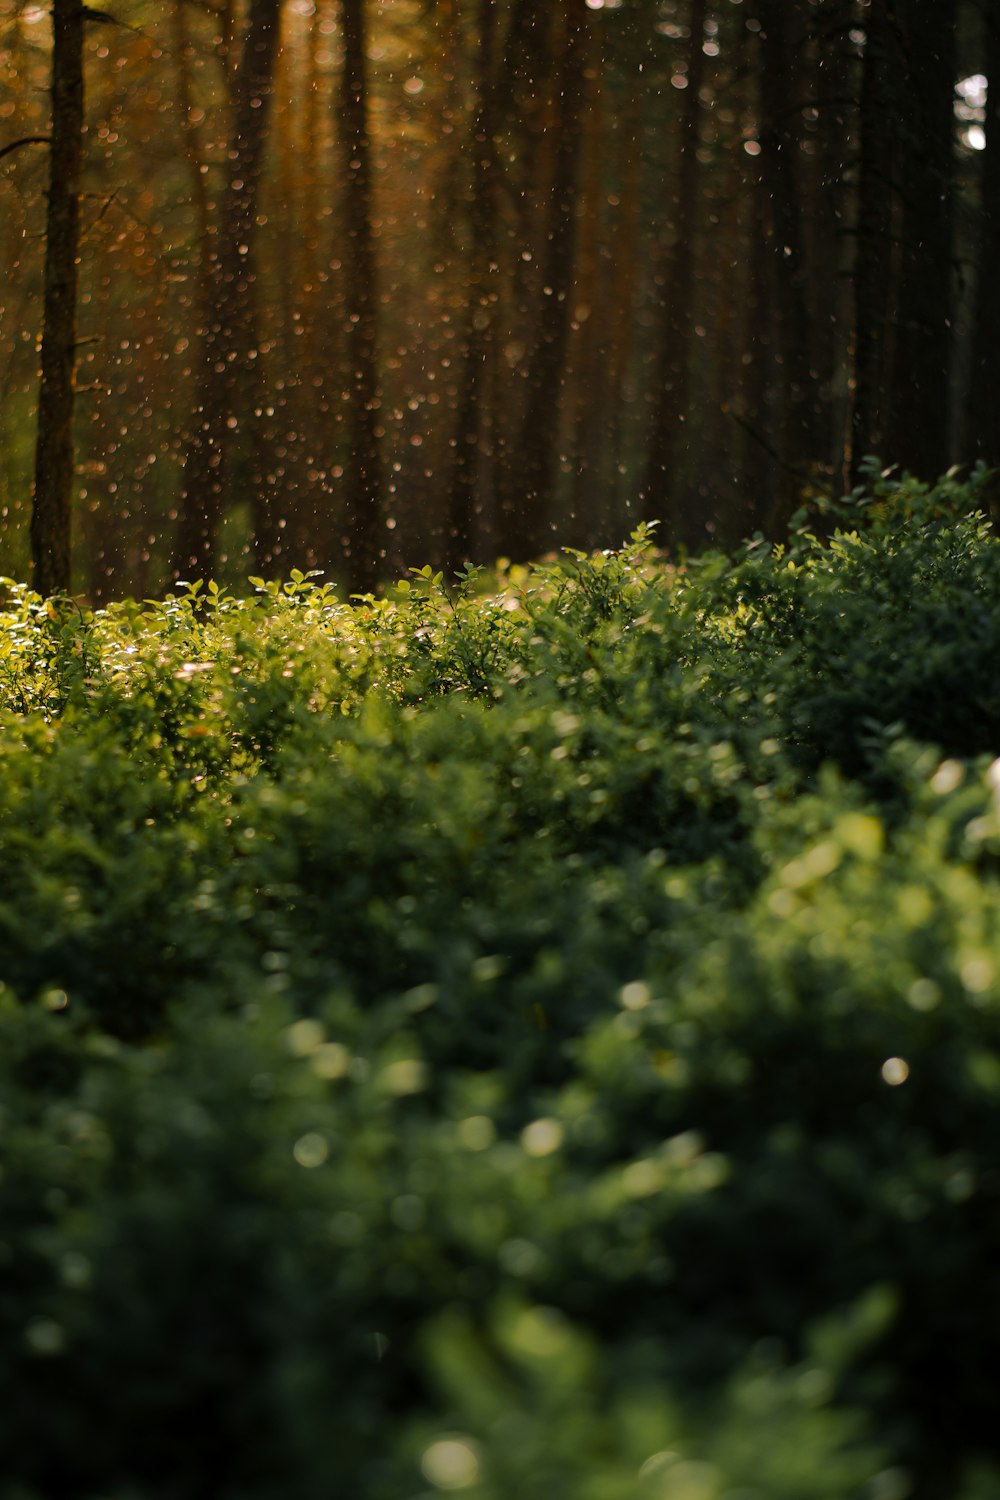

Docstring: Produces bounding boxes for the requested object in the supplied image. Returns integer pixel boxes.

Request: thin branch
[80,188,119,240]
[0,134,51,163]
[726,408,835,495]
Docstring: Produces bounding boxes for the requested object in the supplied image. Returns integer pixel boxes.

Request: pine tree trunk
[502,0,587,561]
[809,0,857,486]
[756,0,819,532]
[641,0,709,543]
[446,0,499,570]
[31,0,85,598]
[850,0,895,484]
[337,0,383,594]
[884,0,955,480]
[569,22,610,547]
[968,3,1000,477]
[172,0,283,582]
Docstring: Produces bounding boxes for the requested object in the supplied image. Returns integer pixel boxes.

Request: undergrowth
[2,474,1000,1499]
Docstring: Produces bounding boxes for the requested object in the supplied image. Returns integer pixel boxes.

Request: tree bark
[883,0,956,480]
[849,0,897,484]
[755,0,821,532]
[172,0,283,582]
[501,0,587,561]
[569,18,610,547]
[808,0,858,486]
[446,0,499,570]
[337,0,383,594]
[967,1,1000,475]
[606,71,642,521]
[641,0,709,543]
[31,0,85,598]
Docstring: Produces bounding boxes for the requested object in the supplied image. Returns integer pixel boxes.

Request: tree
[884,0,957,480]
[849,0,895,484]
[445,0,499,571]
[31,0,85,597]
[755,0,822,529]
[500,0,588,560]
[337,0,383,594]
[967,0,1000,477]
[172,0,284,582]
[641,0,709,543]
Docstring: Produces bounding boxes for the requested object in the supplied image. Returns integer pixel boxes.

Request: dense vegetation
[3,473,1000,1498]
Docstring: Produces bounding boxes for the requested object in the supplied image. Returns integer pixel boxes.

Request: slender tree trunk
[172,0,283,582]
[700,108,743,539]
[756,0,819,531]
[31,0,85,597]
[738,142,777,534]
[570,19,610,547]
[299,3,324,411]
[809,0,857,486]
[967,2,1000,476]
[338,0,383,593]
[171,0,213,293]
[501,0,587,560]
[850,0,895,484]
[491,0,550,541]
[641,0,708,543]
[446,0,499,570]
[606,74,642,520]
[884,0,956,480]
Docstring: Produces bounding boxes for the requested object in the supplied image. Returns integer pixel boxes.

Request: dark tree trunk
[808,0,858,486]
[755,0,821,531]
[488,0,544,540]
[884,0,956,480]
[641,0,709,544]
[569,21,610,548]
[337,0,383,595]
[172,0,283,583]
[606,73,642,522]
[31,0,85,598]
[446,0,499,571]
[501,0,587,561]
[968,2,1000,475]
[850,0,896,484]
[738,166,778,534]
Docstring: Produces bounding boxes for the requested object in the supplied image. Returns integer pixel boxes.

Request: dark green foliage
[2,486,1000,1497]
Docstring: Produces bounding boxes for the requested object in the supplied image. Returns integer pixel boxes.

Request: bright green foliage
[3,486,1000,1497]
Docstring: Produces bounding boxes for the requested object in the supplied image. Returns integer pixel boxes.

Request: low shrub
[2,481,1000,1497]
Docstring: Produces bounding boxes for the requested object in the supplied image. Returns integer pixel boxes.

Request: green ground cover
[2,474,1000,1499]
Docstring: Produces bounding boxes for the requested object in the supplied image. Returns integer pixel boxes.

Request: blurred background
[0,0,994,596]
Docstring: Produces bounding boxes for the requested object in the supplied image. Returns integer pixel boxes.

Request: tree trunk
[337,0,383,594]
[850,0,896,484]
[606,72,642,522]
[569,18,610,548]
[172,0,283,583]
[31,0,85,598]
[808,0,858,487]
[501,0,587,561]
[641,0,709,543]
[446,0,499,571]
[967,1,1000,476]
[490,0,551,549]
[884,0,956,480]
[755,0,820,532]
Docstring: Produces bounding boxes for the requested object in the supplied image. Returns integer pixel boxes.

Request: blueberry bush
[2,476,1000,1499]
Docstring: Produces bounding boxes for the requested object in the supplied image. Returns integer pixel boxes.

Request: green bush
[2,484,1000,1497]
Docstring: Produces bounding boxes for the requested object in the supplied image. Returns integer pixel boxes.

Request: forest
[0,0,995,597]
[6,6,1000,1498]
